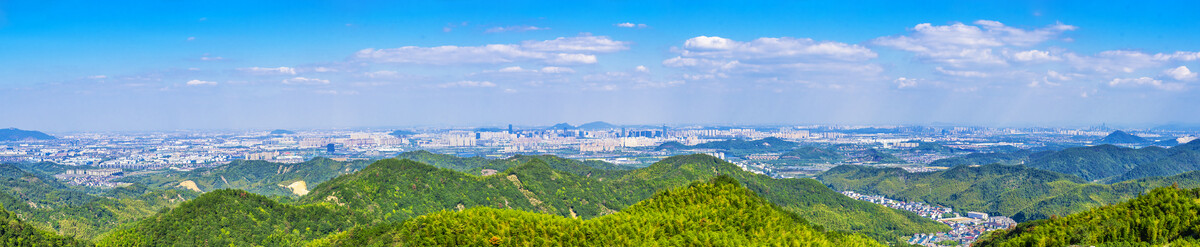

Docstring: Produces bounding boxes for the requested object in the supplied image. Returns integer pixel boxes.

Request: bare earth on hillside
[177,180,202,192]
[284,180,309,196]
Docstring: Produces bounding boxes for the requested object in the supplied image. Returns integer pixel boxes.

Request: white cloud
[485,25,549,33]
[1153,51,1200,61]
[199,56,224,61]
[282,77,330,85]
[874,20,1074,67]
[355,35,627,65]
[521,35,631,53]
[1065,50,1160,74]
[186,37,196,41]
[186,80,216,86]
[239,67,297,75]
[311,67,339,73]
[1164,66,1198,81]
[615,22,649,28]
[1011,50,1060,62]
[88,75,107,79]
[364,70,401,78]
[539,66,574,73]
[439,80,496,88]
[1108,77,1184,91]
[895,77,919,88]
[635,65,649,73]
[667,36,880,83]
[935,67,989,77]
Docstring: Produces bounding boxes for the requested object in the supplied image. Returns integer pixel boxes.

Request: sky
[2,1,1199,131]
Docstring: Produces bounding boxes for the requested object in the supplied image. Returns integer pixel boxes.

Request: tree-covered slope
[818,164,1200,222]
[309,176,883,247]
[1025,144,1168,181]
[0,203,89,247]
[116,157,370,197]
[975,187,1200,246]
[394,150,633,178]
[1095,130,1149,144]
[97,189,358,247]
[300,154,946,243]
[927,149,1034,167]
[0,164,194,240]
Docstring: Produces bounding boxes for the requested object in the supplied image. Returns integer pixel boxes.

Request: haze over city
[2,1,1199,131]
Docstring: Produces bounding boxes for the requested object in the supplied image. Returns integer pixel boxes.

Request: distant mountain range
[0,128,55,141]
[269,129,295,135]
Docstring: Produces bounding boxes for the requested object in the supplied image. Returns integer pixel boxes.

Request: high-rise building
[508,124,513,134]
[326,143,335,153]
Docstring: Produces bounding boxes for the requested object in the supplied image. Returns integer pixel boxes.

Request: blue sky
[2,1,1199,131]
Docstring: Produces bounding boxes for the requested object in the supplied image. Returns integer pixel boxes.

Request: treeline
[817,163,1200,221]
[309,176,883,247]
[116,157,372,197]
[923,139,1200,182]
[0,203,88,247]
[974,186,1200,246]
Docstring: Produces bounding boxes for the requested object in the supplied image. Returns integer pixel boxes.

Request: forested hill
[0,203,88,246]
[1024,139,1200,182]
[297,154,946,243]
[308,176,884,247]
[818,164,1200,222]
[97,189,359,246]
[0,163,195,241]
[116,157,371,197]
[974,186,1200,246]
[393,150,633,178]
[0,128,55,141]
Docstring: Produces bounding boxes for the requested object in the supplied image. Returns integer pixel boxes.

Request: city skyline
[3,1,1200,131]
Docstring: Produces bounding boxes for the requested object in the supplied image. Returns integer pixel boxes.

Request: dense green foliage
[818,164,1200,222]
[116,157,371,197]
[0,203,89,246]
[297,154,946,243]
[975,187,1200,246]
[394,150,632,178]
[1024,140,1200,182]
[0,128,55,141]
[855,148,905,163]
[97,189,358,246]
[781,146,845,163]
[1095,130,1149,144]
[927,150,1033,167]
[0,164,194,240]
[655,137,802,158]
[310,176,883,247]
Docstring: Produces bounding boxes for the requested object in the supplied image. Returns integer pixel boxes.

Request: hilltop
[98,189,358,246]
[975,186,1200,246]
[116,157,371,197]
[297,154,946,243]
[1095,130,1148,144]
[0,128,55,141]
[576,121,618,130]
[310,176,884,246]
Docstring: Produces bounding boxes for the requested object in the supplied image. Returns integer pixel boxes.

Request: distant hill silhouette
[1095,130,1148,144]
[269,129,295,135]
[577,121,618,130]
[550,123,576,129]
[0,128,55,141]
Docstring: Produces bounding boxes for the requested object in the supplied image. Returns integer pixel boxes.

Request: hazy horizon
[3,1,1199,132]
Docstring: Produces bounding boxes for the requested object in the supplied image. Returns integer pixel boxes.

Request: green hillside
[394,150,633,178]
[1095,130,1149,144]
[927,150,1033,167]
[97,189,358,247]
[855,148,905,163]
[0,163,195,241]
[818,164,1200,222]
[0,203,88,246]
[309,176,883,247]
[116,157,371,197]
[975,186,1200,246]
[299,154,946,243]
